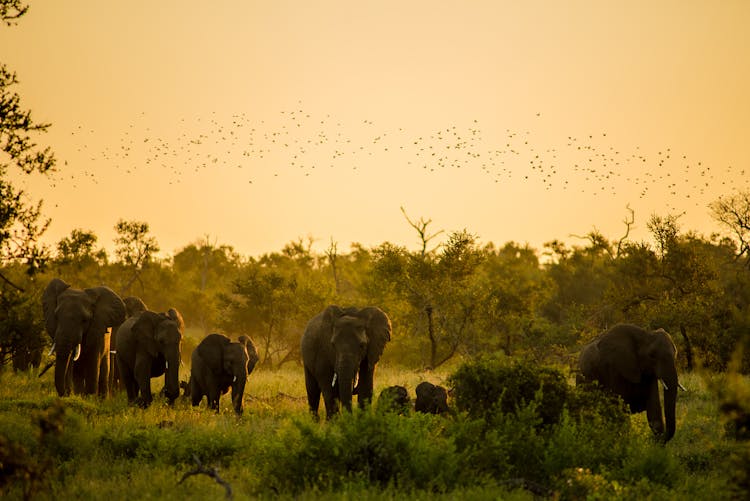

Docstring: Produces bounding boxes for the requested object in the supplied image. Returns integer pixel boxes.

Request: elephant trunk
[231,374,247,415]
[335,358,358,412]
[659,363,679,443]
[54,346,72,397]
[163,346,181,403]
[52,329,82,396]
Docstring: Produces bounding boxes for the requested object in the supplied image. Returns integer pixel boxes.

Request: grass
[0,363,747,500]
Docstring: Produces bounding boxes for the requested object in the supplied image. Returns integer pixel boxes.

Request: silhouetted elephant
[301,305,391,419]
[116,308,184,407]
[578,323,684,442]
[377,385,410,414]
[42,278,126,397]
[189,334,252,415]
[415,381,450,414]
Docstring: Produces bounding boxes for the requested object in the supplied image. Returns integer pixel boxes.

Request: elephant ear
[360,307,391,369]
[166,308,185,334]
[85,286,127,337]
[238,335,260,373]
[598,329,641,383]
[42,278,71,337]
[131,311,161,358]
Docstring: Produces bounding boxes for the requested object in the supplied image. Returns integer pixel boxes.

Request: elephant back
[84,286,127,339]
[123,296,148,318]
[114,316,139,363]
[195,333,232,373]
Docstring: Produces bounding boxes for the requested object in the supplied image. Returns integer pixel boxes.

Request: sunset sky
[2,1,749,258]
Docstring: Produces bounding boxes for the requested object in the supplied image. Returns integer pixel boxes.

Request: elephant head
[238,334,260,375]
[324,305,391,412]
[579,324,682,442]
[377,385,410,414]
[42,278,126,396]
[415,381,450,415]
[130,308,184,402]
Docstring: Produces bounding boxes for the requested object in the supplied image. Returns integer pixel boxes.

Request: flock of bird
[56,103,747,215]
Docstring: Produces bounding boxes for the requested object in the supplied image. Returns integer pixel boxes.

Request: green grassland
[0,363,748,500]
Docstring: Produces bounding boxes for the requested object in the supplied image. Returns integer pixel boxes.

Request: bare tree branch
[400,206,444,257]
[178,455,233,499]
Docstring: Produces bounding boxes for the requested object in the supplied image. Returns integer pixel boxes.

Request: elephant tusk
[48,343,55,356]
[233,375,237,383]
[660,380,669,391]
[165,361,169,370]
[678,382,687,391]
[73,344,81,362]
[331,373,337,388]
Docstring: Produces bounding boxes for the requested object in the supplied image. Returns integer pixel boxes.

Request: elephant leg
[190,378,204,408]
[207,384,221,412]
[108,353,116,394]
[118,358,138,403]
[303,367,321,418]
[97,352,109,398]
[83,349,101,396]
[134,358,153,407]
[646,382,665,436]
[72,359,86,394]
[356,364,374,409]
[320,383,338,420]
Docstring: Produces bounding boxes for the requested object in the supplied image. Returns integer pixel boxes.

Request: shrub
[448,357,570,426]
[262,410,461,494]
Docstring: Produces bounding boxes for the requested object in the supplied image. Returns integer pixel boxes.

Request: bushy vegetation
[0,361,747,500]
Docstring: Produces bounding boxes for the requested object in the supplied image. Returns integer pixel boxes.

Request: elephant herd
[41,278,684,441]
[41,278,259,414]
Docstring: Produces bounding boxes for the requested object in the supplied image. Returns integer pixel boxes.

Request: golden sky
[2,1,749,257]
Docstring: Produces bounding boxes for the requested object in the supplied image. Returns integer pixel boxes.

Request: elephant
[42,278,126,397]
[109,296,148,394]
[376,385,410,414]
[188,333,252,415]
[301,305,391,419]
[415,381,450,415]
[578,323,684,442]
[115,308,184,407]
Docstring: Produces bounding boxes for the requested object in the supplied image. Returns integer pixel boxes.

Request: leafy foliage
[448,356,571,426]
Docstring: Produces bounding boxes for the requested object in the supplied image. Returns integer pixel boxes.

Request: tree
[1,1,29,25]
[113,219,159,294]
[0,1,55,371]
[172,237,241,334]
[372,228,484,369]
[710,191,750,268]
[218,244,331,368]
[0,1,55,290]
[473,242,552,358]
[50,229,107,286]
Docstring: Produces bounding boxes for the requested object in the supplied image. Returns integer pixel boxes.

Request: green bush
[450,401,547,483]
[262,410,462,494]
[448,356,570,426]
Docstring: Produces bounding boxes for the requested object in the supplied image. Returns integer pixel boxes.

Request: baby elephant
[189,333,252,415]
[415,381,450,415]
[377,385,411,414]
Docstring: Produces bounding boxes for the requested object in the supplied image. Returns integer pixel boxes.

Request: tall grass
[0,363,746,500]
